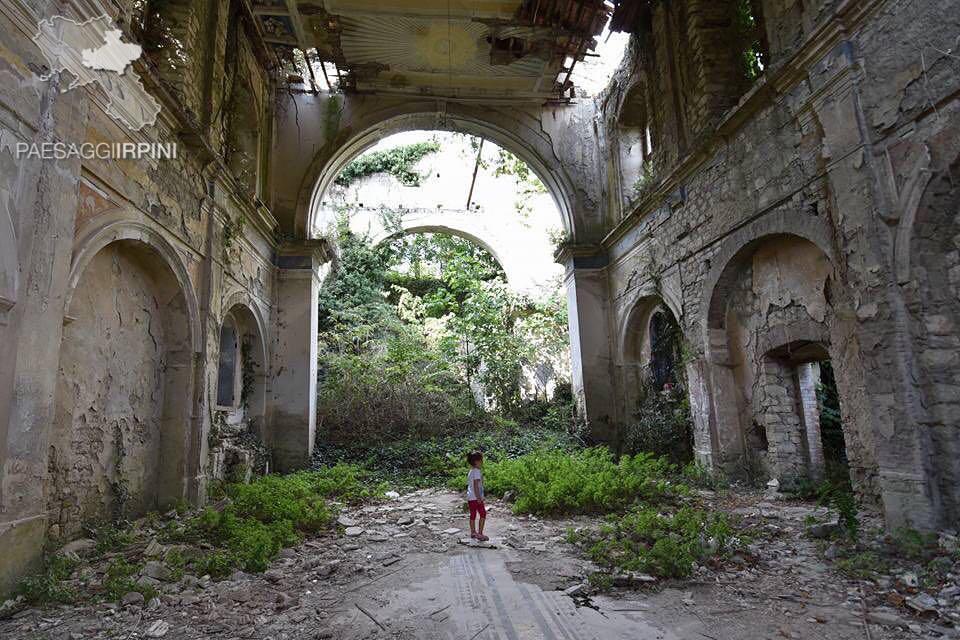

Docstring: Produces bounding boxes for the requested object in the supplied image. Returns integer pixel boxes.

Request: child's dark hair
[467,451,483,466]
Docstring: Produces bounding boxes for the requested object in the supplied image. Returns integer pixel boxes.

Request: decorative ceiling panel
[262,0,611,101]
[339,16,548,78]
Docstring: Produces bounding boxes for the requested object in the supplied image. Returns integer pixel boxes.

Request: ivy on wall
[334,142,441,187]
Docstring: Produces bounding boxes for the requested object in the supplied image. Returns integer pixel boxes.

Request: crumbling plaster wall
[600,0,960,529]
[0,0,290,594]
[48,242,185,541]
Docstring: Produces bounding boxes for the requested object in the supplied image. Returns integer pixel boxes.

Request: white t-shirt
[466,467,484,501]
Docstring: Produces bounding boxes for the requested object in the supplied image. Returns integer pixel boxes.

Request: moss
[334,142,440,187]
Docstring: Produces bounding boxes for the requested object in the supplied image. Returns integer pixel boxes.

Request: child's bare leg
[478,517,485,538]
[469,515,477,537]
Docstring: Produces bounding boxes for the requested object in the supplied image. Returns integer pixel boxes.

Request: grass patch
[833,550,889,580]
[892,527,939,562]
[102,559,157,602]
[94,525,134,554]
[165,465,383,577]
[569,507,738,579]
[15,555,78,605]
[449,447,684,516]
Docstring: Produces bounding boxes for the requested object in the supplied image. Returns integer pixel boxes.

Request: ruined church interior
[1,0,960,638]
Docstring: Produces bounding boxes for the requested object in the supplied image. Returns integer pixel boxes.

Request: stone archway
[211,298,269,482]
[699,213,839,479]
[902,153,960,523]
[49,237,196,538]
[617,294,691,459]
[297,106,579,240]
[356,210,558,294]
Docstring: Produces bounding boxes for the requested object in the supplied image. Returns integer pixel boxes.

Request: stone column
[556,244,617,442]
[797,362,825,480]
[270,241,330,472]
[703,329,749,473]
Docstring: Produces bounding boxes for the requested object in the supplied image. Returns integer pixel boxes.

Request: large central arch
[296,103,579,240]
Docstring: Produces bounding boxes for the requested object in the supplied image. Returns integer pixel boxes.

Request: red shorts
[468,500,486,519]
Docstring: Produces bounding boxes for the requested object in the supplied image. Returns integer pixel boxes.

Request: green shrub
[621,382,694,465]
[94,525,133,553]
[833,550,888,580]
[102,559,157,602]
[334,142,440,187]
[195,550,236,580]
[787,469,858,539]
[164,548,187,581]
[15,555,77,605]
[572,507,736,579]
[173,465,381,576]
[449,447,682,516]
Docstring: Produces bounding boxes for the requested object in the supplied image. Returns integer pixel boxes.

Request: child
[466,451,488,541]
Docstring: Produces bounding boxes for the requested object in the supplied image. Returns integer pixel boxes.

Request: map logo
[33,14,161,131]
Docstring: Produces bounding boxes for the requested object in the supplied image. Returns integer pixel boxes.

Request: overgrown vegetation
[163,465,382,577]
[317,217,572,445]
[569,507,737,579]
[315,419,580,490]
[450,447,681,516]
[621,381,693,465]
[334,142,441,187]
[733,0,767,82]
[14,555,77,605]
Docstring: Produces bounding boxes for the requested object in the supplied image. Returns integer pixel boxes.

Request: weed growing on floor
[892,527,939,562]
[680,462,727,490]
[93,525,133,554]
[833,550,889,580]
[14,555,77,605]
[569,507,738,579]
[788,471,858,540]
[449,447,684,516]
[166,465,384,576]
[102,559,158,602]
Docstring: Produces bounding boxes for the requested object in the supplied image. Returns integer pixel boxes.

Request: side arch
[217,293,270,441]
[220,290,270,366]
[296,104,578,240]
[67,217,202,353]
[617,283,684,362]
[697,212,837,476]
[50,223,200,534]
[702,212,836,336]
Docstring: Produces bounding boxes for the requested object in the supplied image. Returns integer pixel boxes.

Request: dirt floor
[1,488,957,639]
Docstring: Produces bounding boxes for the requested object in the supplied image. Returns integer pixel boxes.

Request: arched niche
[49,237,195,538]
[902,153,960,523]
[619,293,691,460]
[215,299,268,440]
[700,215,841,481]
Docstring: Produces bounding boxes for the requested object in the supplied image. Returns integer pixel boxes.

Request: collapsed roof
[252,0,612,102]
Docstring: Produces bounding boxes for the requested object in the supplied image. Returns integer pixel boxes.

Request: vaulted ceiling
[251,0,612,102]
